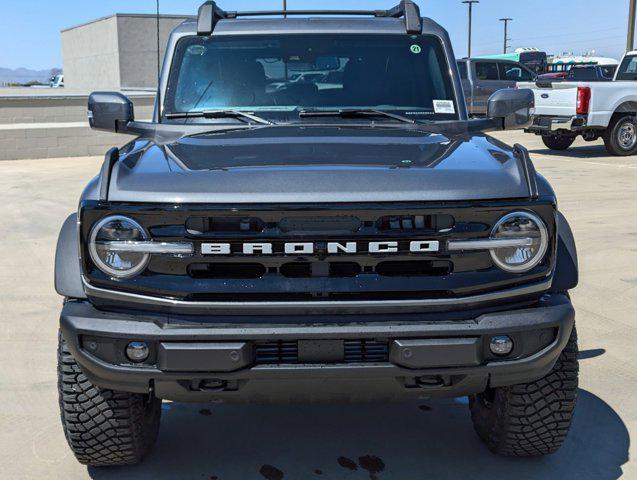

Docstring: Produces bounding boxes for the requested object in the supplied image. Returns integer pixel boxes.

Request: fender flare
[552,211,578,292]
[54,213,86,299]
[614,101,637,115]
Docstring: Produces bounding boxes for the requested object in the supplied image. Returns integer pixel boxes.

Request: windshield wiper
[165,110,274,125]
[298,109,416,124]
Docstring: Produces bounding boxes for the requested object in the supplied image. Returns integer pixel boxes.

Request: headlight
[490,211,548,273]
[89,216,150,278]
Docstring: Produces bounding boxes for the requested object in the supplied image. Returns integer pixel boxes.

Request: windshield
[616,55,637,81]
[164,34,458,122]
[519,51,547,73]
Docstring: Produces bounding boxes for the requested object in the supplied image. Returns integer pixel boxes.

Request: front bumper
[60,294,575,403]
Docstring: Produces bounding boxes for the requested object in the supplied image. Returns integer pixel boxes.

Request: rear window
[475,62,499,81]
[617,55,637,81]
[568,67,598,81]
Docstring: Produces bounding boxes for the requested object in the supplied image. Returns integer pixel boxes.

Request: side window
[601,66,617,79]
[457,61,468,80]
[498,63,533,81]
[617,56,637,80]
[475,62,499,81]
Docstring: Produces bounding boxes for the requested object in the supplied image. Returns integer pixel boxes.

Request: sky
[0,0,633,70]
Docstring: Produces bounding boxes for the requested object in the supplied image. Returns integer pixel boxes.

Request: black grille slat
[255,341,299,364]
[344,340,389,363]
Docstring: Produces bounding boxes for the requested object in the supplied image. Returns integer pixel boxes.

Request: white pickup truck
[520,51,637,155]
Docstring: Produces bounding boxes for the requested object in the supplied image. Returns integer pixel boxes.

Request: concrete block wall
[0,93,155,160]
[60,16,121,92]
[61,15,190,91]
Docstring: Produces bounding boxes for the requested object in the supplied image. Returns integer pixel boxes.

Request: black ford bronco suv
[55,0,579,466]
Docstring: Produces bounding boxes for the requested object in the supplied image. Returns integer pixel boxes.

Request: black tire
[541,135,576,151]
[469,327,579,457]
[603,115,637,156]
[57,332,162,466]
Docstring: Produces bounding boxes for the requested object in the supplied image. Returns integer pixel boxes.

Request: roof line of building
[61,13,194,33]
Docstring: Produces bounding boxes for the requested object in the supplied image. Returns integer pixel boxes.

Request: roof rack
[197,0,422,36]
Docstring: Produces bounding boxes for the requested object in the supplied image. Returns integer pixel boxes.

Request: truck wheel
[469,327,578,456]
[603,115,637,156]
[57,332,161,466]
[541,135,575,151]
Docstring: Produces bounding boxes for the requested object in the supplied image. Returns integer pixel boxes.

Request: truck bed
[518,80,637,128]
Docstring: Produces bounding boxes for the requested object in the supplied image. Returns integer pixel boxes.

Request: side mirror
[487,88,534,130]
[88,92,134,133]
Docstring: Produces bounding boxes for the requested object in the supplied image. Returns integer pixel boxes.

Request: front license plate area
[298,340,345,363]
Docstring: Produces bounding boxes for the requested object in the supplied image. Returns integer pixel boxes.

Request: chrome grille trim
[82,277,551,315]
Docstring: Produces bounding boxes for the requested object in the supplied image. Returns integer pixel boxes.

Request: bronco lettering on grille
[201,241,440,255]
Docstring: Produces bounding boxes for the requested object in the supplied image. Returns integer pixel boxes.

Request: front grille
[254,340,389,364]
[81,201,557,306]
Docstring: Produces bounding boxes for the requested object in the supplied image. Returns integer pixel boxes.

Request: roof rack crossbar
[196,0,423,35]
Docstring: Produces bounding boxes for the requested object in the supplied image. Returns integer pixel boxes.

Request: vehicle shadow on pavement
[529,144,612,159]
[88,389,628,480]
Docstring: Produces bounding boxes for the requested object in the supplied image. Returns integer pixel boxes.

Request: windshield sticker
[410,45,422,54]
[433,100,455,114]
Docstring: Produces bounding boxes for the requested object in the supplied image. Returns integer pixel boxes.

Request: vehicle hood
[107,126,531,203]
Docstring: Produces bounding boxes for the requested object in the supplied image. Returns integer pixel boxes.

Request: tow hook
[415,375,452,389]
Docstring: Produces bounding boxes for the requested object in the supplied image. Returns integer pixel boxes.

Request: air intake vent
[376,260,452,277]
[254,340,389,364]
[344,340,389,363]
[188,263,266,279]
[376,214,454,232]
[186,216,264,234]
[279,216,362,234]
[255,341,299,364]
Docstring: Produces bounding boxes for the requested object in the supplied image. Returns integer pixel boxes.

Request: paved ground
[0,131,635,479]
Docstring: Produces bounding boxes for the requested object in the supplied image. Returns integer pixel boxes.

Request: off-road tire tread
[469,327,579,457]
[57,332,161,466]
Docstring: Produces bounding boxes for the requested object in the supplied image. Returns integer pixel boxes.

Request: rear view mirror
[88,92,134,133]
[487,88,534,130]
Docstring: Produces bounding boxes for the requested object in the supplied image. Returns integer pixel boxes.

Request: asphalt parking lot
[0,131,635,479]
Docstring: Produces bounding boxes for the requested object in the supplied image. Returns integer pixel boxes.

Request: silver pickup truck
[520,51,637,156]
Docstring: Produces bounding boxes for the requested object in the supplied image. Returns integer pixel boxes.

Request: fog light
[490,336,514,356]
[126,342,150,363]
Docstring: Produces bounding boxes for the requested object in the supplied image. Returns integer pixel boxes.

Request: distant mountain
[0,67,56,85]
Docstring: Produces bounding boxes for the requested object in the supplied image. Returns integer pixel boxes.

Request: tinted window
[498,63,533,81]
[617,55,637,81]
[457,61,468,80]
[165,34,458,120]
[600,65,617,79]
[568,67,597,81]
[475,62,499,80]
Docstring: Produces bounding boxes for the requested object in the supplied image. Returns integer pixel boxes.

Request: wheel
[57,332,162,466]
[541,134,576,151]
[469,327,579,457]
[603,115,637,156]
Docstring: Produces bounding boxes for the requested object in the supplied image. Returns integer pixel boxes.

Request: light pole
[500,18,512,54]
[283,0,287,17]
[462,1,479,58]
[629,0,636,51]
